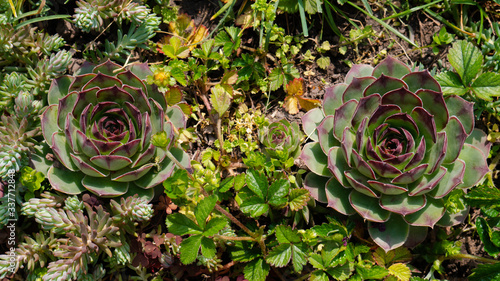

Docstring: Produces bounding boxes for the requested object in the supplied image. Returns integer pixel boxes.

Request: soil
[31,0,494,279]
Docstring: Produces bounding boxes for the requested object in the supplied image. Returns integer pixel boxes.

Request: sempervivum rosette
[259,119,303,161]
[301,57,490,251]
[40,60,189,200]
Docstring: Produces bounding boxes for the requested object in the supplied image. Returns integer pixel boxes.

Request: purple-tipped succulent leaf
[39,60,189,201]
[300,56,491,252]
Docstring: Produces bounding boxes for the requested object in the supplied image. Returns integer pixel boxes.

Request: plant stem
[442,253,500,264]
[294,272,311,281]
[214,235,255,241]
[217,116,225,155]
[166,150,260,242]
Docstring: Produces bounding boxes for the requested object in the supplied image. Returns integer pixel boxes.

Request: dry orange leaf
[283,78,321,115]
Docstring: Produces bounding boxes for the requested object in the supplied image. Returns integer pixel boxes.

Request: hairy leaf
[166,213,203,235]
[180,234,202,264]
[448,40,482,86]
[388,263,411,281]
[288,188,310,211]
[244,258,270,281]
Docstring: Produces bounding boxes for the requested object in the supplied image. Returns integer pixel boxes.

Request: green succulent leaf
[47,167,86,195]
[368,215,409,252]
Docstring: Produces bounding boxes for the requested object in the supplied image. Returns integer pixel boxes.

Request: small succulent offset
[37,60,189,200]
[301,57,490,251]
[259,119,303,161]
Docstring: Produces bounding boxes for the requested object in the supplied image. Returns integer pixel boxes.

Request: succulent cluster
[35,60,189,200]
[73,0,160,61]
[0,115,40,177]
[0,192,155,280]
[301,57,490,251]
[259,119,303,161]
[74,0,157,32]
[0,24,65,66]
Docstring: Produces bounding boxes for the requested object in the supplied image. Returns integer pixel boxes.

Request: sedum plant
[301,56,491,251]
[35,60,189,199]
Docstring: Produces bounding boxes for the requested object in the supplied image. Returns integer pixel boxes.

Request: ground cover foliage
[1,0,500,280]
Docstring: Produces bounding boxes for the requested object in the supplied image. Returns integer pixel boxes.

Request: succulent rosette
[259,119,303,161]
[301,57,490,251]
[39,60,189,200]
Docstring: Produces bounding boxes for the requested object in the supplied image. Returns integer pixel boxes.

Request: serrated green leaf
[180,235,202,264]
[471,72,500,101]
[466,186,500,207]
[219,176,235,193]
[291,243,308,272]
[476,217,500,257]
[200,236,217,259]
[492,231,500,248]
[230,241,262,262]
[309,253,327,270]
[357,264,389,280]
[244,258,270,281]
[234,173,246,191]
[266,244,292,267]
[268,179,290,207]
[448,40,482,86]
[289,188,310,211]
[317,56,331,70]
[162,36,190,59]
[310,271,330,281]
[326,263,354,281]
[166,213,203,235]
[275,225,301,244]
[331,249,348,267]
[195,195,217,229]
[469,263,500,281]
[210,84,232,116]
[373,247,412,267]
[171,67,187,86]
[388,263,411,281]
[435,71,468,96]
[203,217,227,236]
[245,169,268,200]
[312,223,346,239]
[240,196,269,217]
